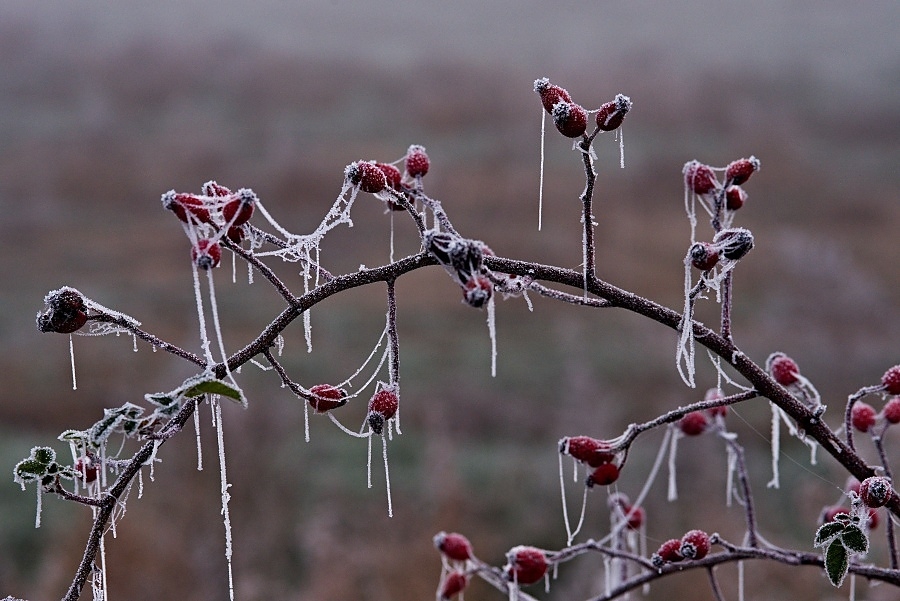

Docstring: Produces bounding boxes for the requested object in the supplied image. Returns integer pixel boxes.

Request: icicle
[367,431,373,488]
[389,210,395,263]
[667,429,679,501]
[617,127,625,169]
[132,333,138,352]
[603,556,612,595]
[100,443,107,488]
[213,401,236,601]
[767,402,781,489]
[738,560,745,601]
[231,250,238,284]
[382,435,393,518]
[327,413,370,438]
[538,108,546,231]
[35,485,42,528]
[69,334,77,390]
[206,270,238,388]
[675,261,696,387]
[148,439,160,482]
[487,295,497,377]
[849,573,856,601]
[138,469,144,499]
[726,443,736,507]
[191,260,215,366]
[194,403,203,471]
[303,397,310,443]
[100,533,109,601]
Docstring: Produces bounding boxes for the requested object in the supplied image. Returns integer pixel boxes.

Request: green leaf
[182,376,247,407]
[58,429,90,446]
[32,446,56,465]
[15,459,46,478]
[825,540,849,587]
[814,521,845,547]
[841,525,869,554]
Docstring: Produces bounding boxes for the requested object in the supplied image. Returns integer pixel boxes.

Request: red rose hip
[882,365,900,395]
[503,546,548,585]
[851,402,877,432]
[433,532,472,561]
[534,78,572,113]
[725,156,760,186]
[552,101,588,138]
[405,145,430,178]
[680,529,711,560]
[307,384,347,413]
[767,353,799,386]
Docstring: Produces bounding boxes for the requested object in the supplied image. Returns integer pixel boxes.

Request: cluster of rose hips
[344,144,430,203]
[304,382,399,436]
[161,181,258,270]
[651,529,712,567]
[849,365,900,433]
[433,532,473,599]
[36,287,90,334]
[821,475,895,532]
[559,435,622,487]
[534,78,631,138]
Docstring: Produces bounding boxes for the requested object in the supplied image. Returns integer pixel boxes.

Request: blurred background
[1,1,898,600]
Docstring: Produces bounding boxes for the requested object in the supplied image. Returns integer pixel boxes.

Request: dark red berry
[683,161,718,195]
[202,181,232,197]
[346,161,388,194]
[594,94,632,131]
[713,227,754,261]
[586,463,620,487]
[882,366,900,395]
[725,156,760,186]
[162,191,212,224]
[405,145,430,178]
[462,274,493,308]
[74,456,98,483]
[652,539,684,566]
[704,388,728,418]
[534,78,572,113]
[192,238,221,270]
[433,532,473,562]
[689,242,720,271]
[504,546,548,585]
[680,529,710,560]
[375,162,402,190]
[367,386,399,434]
[622,505,645,530]
[883,397,900,424]
[37,288,89,334]
[679,411,708,436]
[439,571,468,600]
[560,436,615,467]
[851,402,877,433]
[767,353,799,386]
[859,476,892,508]
[552,101,588,138]
[222,188,256,226]
[226,225,245,244]
[725,185,747,210]
[307,384,347,413]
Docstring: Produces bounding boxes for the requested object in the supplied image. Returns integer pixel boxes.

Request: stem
[579,137,598,285]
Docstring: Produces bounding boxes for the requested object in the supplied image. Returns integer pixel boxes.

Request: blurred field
[1,2,898,600]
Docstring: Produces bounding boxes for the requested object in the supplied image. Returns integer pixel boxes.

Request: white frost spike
[538,107,546,231]
[69,334,77,390]
[617,127,625,169]
[206,269,239,389]
[558,451,588,545]
[194,404,203,471]
[366,431,373,489]
[487,294,497,377]
[382,434,393,518]
[303,395,310,443]
[667,427,680,501]
[191,260,215,366]
[99,532,108,601]
[35,484,42,528]
[213,400,236,601]
[675,259,697,387]
[767,402,781,489]
[725,443,736,507]
[738,560,745,601]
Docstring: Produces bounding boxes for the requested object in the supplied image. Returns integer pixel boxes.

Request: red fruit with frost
[652,539,684,566]
[192,238,221,270]
[37,288,89,334]
[503,546,548,585]
[859,476,892,508]
[534,78,572,113]
[307,384,347,413]
[405,145,430,178]
[367,386,399,435]
[882,365,900,395]
[434,532,473,561]
[594,94,632,132]
[462,274,493,308]
[163,191,213,224]
[622,505,645,530]
[883,397,900,424]
[679,411,708,436]
[851,402,877,432]
[74,456,98,483]
[346,161,388,194]
[226,225,245,244]
[680,529,710,560]
[202,180,232,197]
[552,101,588,138]
[560,436,615,467]
[375,162,403,192]
[689,242,720,271]
[586,463,620,487]
[704,388,728,418]
[222,188,256,226]
[439,571,468,600]
[683,161,718,195]
[767,353,799,386]
[725,156,760,186]
[725,185,747,210]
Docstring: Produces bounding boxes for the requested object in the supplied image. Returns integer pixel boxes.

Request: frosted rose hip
[433,532,472,561]
[851,402,876,433]
[725,156,760,186]
[534,78,572,113]
[405,145,430,178]
[679,411,708,436]
[683,161,718,195]
[503,546,548,585]
[767,353,799,386]
[552,101,588,138]
[307,384,347,413]
[680,529,710,560]
[882,366,900,395]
